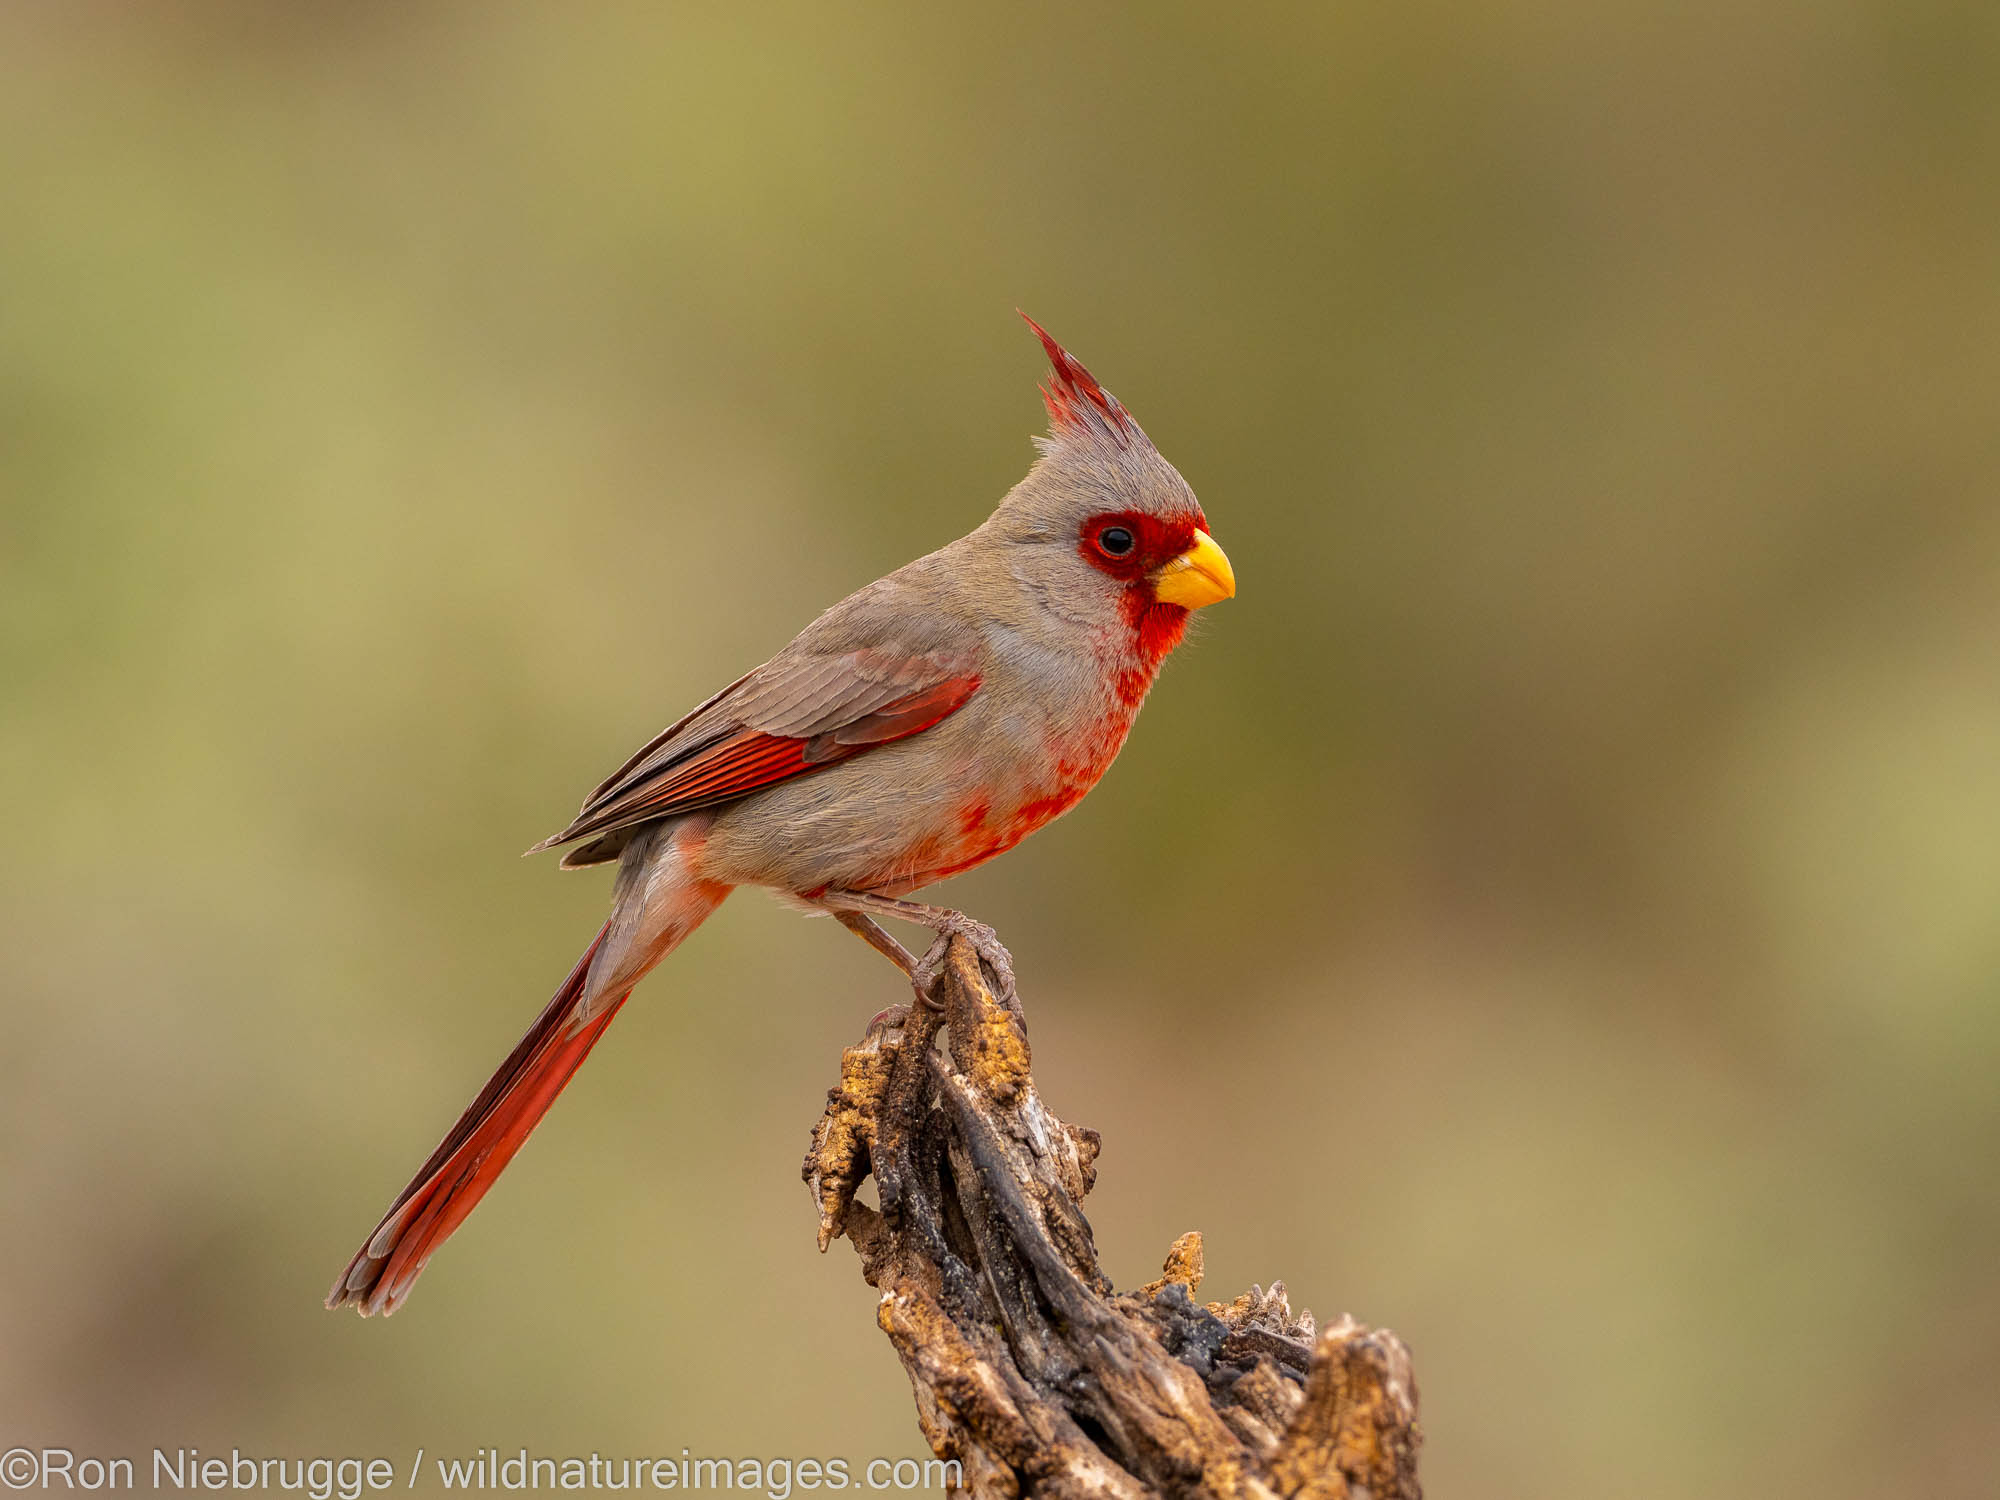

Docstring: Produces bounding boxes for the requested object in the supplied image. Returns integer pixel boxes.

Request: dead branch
[803,937,1422,1499]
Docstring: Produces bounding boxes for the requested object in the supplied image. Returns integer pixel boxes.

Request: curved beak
[1151,529,1236,610]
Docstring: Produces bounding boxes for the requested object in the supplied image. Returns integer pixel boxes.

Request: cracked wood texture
[803,936,1422,1499]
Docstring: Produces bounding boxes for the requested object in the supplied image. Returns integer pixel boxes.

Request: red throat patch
[1118,592,1190,704]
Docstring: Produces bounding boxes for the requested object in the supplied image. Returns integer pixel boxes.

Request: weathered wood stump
[803,937,1422,1498]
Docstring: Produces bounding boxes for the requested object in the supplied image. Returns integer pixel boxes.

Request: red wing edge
[535,673,981,852]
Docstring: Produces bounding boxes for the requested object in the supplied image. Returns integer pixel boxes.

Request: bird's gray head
[979,316,1235,655]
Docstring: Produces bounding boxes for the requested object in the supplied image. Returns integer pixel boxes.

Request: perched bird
[327,316,1236,1315]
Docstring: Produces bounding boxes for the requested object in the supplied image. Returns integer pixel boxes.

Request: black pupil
[1100,527,1134,556]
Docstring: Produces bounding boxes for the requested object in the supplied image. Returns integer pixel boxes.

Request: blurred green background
[4,1,1998,1494]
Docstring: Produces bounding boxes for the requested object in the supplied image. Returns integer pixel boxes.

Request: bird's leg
[829,910,938,1018]
[822,890,1017,1010]
[833,910,919,973]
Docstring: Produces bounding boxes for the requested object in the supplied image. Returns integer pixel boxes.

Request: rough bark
[803,937,1422,1499]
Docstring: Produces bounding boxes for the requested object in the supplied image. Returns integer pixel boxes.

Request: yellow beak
[1151,529,1237,610]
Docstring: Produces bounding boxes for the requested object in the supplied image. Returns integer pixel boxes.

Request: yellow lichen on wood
[1138,1231,1207,1300]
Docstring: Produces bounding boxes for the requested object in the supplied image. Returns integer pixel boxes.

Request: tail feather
[327,927,624,1316]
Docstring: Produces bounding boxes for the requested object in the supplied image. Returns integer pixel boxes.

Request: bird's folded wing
[528,646,982,854]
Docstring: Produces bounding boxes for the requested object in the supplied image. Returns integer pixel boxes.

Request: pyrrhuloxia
[328,317,1235,1315]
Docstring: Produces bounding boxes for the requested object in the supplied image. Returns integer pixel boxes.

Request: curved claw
[908,935,954,1011]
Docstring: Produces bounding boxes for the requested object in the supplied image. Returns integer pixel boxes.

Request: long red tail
[327,927,624,1316]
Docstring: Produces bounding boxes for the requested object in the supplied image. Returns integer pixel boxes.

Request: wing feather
[529,646,981,857]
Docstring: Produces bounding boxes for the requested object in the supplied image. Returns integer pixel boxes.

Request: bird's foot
[867,1002,913,1033]
[822,890,1019,1018]
[910,912,1017,1013]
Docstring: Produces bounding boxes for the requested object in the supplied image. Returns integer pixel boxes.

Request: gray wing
[530,638,984,866]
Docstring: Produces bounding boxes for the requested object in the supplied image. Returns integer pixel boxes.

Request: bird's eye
[1097,526,1135,557]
